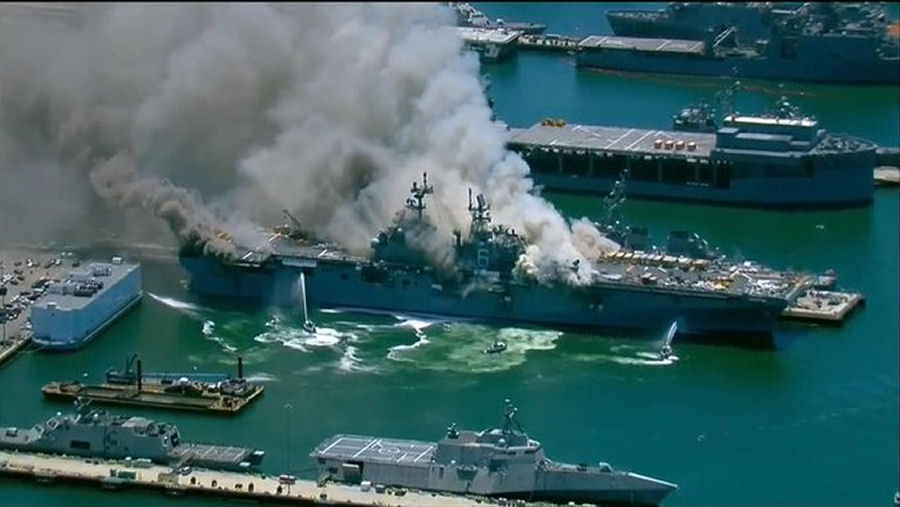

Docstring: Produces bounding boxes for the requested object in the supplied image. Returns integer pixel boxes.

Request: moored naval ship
[581,3,900,84]
[506,93,877,208]
[0,399,265,471]
[450,2,547,35]
[179,173,811,342]
[607,2,804,43]
[312,400,677,506]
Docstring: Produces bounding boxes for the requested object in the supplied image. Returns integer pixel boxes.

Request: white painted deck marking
[321,437,346,455]
[624,130,655,151]
[605,128,635,149]
[352,438,381,459]
[414,445,434,462]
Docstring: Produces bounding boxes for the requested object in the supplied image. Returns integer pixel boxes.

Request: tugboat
[484,339,508,354]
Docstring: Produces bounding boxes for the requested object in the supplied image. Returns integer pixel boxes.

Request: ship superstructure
[0,399,264,471]
[450,2,547,35]
[179,173,810,342]
[312,400,677,506]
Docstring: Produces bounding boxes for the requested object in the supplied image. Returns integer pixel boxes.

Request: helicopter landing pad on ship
[314,435,436,464]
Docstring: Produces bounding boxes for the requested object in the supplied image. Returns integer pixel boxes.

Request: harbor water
[1,4,898,506]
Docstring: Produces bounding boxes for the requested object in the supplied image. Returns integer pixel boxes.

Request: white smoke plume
[0,3,617,284]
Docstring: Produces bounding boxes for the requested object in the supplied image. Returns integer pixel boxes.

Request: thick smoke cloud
[0,3,617,284]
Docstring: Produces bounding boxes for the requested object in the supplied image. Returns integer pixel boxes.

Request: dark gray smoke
[0,3,617,282]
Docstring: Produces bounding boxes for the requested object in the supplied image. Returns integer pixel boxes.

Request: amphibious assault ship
[312,400,677,506]
[179,173,811,342]
[0,399,265,471]
[582,3,900,84]
[606,2,804,43]
[506,93,877,208]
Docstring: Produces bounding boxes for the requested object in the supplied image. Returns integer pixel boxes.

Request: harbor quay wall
[0,450,531,507]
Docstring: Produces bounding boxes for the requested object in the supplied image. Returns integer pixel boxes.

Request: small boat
[484,340,507,354]
[302,320,317,335]
[658,344,672,360]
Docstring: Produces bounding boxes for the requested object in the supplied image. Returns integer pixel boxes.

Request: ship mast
[467,188,492,234]
[405,172,434,221]
[501,398,525,436]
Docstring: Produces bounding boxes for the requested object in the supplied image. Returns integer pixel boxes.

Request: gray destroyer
[312,400,677,506]
[179,174,811,343]
[0,399,264,471]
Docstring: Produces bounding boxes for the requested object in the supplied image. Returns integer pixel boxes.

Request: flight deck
[314,435,436,465]
[508,123,716,158]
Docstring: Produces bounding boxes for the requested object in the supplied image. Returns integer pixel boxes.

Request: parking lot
[1,250,74,364]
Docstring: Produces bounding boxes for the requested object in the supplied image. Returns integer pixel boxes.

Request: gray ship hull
[526,150,874,210]
[313,434,676,506]
[576,44,900,85]
[179,254,787,341]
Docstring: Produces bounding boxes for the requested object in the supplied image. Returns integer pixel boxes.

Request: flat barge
[0,450,519,507]
[41,380,263,414]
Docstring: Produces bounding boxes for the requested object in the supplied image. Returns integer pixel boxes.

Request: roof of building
[32,260,139,312]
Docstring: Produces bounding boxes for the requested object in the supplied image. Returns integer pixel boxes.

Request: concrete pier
[782,290,864,323]
[874,167,900,187]
[0,450,538,506]
[1,250,72,366]
[516,33,581,52]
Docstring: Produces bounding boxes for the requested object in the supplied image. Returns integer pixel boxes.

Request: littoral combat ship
[179,173,810,342]
[312,400,677,506]
[0,399,265,471]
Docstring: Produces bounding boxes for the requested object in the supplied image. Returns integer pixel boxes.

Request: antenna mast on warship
[406,172,434,221]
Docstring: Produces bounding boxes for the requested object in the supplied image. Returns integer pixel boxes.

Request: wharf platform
[781,290,864,323]
[42,380,264,414]
[0,333,30,367]
[874,167,899,187]
[0,450,525,507]
[516,33,581,52]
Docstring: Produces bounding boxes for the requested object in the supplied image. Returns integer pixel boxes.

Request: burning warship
[178,173,811,342]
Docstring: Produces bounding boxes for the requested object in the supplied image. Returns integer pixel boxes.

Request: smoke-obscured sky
[0,3,616,283]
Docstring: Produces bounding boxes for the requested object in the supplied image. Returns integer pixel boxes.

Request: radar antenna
[502,398,524,436]
[405,172,434,221]
[467,188,492,232]
[74,396,92,415]
[767,94,807,121]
